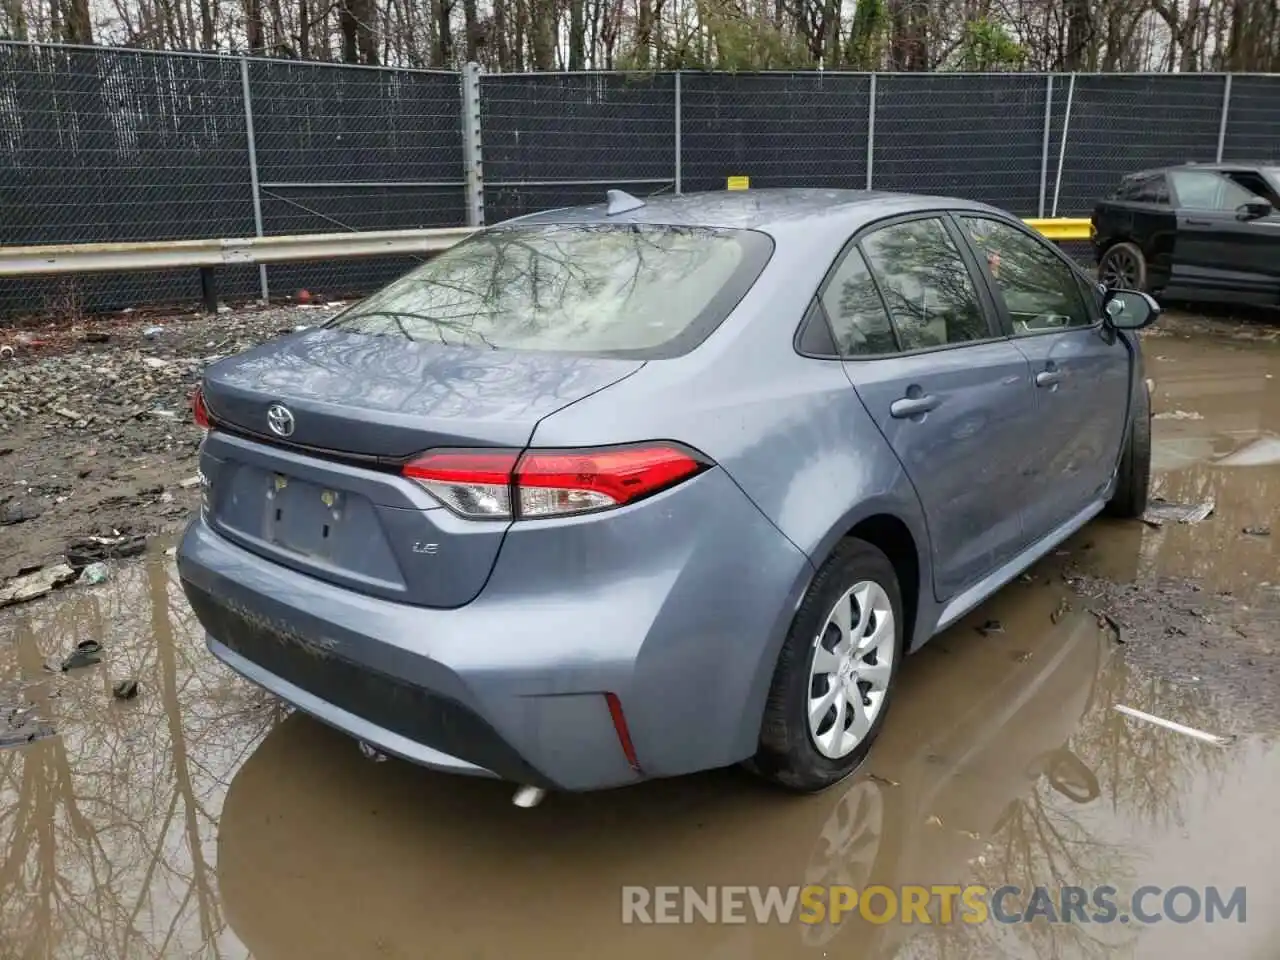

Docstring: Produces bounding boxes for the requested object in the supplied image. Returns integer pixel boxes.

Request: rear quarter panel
[530,228,935,651]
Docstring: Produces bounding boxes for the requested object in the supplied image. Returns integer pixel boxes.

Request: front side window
[960,217,1093,334]
[1169,170,1264,211]
[327,223,773,359]
[859,218,991,351]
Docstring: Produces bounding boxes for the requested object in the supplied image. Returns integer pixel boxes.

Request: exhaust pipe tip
[512,785,546,808]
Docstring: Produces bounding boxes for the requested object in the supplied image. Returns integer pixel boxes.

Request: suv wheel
[752,538,903,793]
[1106,380,1152,519]
[1099,241,1148,292]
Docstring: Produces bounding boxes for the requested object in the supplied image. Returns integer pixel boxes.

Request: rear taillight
[191,386,210,431]
[402,443,709,520]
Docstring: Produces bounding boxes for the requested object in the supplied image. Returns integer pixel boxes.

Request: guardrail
[0,218,1092,313]
[1023,218,1092,242]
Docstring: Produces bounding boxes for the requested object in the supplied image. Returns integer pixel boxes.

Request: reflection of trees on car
[962,218,1088,329]
[861,218,988,349]
[329,224,748,353]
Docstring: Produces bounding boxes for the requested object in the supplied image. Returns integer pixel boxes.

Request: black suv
[1092,162,1280,305]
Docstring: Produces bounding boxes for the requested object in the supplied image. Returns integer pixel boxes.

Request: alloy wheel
[1100,248,1140,288]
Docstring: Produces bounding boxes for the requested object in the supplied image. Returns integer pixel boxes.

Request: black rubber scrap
[65,535,147,568]
[61,640,103,672]
[112,678,139,700]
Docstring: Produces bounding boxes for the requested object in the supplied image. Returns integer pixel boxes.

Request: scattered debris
[358,740,388,762]
[0,500,43,526]
[1113,704,1235,746]
[83,331,110,344]
[60,639,103,672]
[77,562,111,585]
[142,325,165,339]
[867,773,900,787]
[1051,597,1071,624]
[1153,409,1204,421]
[66,533,147,568]
[0,723,56,749]
[0,563,77,608]
[112,678,140,700]
[975,619,1004,637]
[1243,525,1272,537]
[1011,650,1034,663]
[925,815,943,827]
[1142,497,1216,526]
[178,475,202,489]
[0,345,15,361]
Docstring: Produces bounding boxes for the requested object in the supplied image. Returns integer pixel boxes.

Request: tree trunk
[339,0,358,61]
[1063,0,1090,70]
[298,0,310,57]
[635,0,652,67]
[356,0,378,63]
[530,0,555,68]
[432,0,453,66]
[463,0,479,61]
[246,0,264,52]
[494,0,510,68]
[568,0,586,68]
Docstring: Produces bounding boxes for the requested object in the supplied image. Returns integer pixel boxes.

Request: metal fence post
[1038,74,1054,219]
[1216,73,1233,162]
[461,61,485,227]
[239,55,269,301]
[865,73,876,190]
[1051,73,1076,219]
[674,70,682,195]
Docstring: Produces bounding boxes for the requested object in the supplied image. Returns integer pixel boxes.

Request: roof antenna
[606,189,646,215]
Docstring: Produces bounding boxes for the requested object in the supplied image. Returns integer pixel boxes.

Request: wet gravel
[0,302,344,581]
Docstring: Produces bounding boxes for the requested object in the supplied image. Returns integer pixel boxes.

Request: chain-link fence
[3,40,1280,316]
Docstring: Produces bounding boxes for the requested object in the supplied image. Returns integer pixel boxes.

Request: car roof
[500,188,1007,232]
[1123,161,1279,180]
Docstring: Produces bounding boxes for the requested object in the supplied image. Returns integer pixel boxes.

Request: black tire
[751,538,904,793]
[1106,380,1152,519]
[1098,241,1148,292]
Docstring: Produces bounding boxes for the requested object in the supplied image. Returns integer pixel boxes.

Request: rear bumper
[177,467,812,791]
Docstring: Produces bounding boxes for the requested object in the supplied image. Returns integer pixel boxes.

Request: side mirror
[1236,199,1272,221]
[1103,289,1161,331]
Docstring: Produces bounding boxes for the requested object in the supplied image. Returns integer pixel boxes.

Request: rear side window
[327,224,774,359]
[860,218,991,351]
[820,246,898,356]
[1110,175,1169,204]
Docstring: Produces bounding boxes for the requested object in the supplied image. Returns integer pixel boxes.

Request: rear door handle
[1036,370,1063,388]
[1183,217,1213,226]
[890,394,941,418]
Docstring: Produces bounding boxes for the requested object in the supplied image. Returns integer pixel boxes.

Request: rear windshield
[326,223,774,359]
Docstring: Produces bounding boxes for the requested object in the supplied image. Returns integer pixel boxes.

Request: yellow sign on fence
[726,176,750,191]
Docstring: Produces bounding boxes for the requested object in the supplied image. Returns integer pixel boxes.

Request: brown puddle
[1,328,1279,959]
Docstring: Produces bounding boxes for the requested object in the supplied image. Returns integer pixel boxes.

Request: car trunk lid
[198,329,642,607]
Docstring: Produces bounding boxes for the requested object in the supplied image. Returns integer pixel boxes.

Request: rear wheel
[1099,241,1148,292]
[1106,380,1152,519]
[752,538,903,793]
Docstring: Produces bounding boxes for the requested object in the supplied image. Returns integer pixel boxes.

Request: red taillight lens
[402,449,519,519]
[191,386,211,430]
[401,443,708,520]
[515,445,705,517]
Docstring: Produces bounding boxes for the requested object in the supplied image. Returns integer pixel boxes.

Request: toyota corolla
[177,188,1158,802]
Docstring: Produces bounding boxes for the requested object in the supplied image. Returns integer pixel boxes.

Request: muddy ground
[0,302,345,582]
[1,303,1279,959]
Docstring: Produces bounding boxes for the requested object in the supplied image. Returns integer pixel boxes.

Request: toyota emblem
[267,403,296,438]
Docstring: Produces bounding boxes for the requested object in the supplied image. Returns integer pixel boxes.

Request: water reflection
[0,555,281,958]
[213,581,1244,960]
